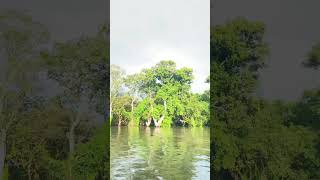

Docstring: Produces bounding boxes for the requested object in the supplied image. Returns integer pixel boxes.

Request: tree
[111,60,211,128]
[0,10,49,178]
[298,42,320,129]
[111,95,131,126]
[210,18,266,178]
[124,73,143,126]
[303,43,320,69]
[135,61,194,127]
[44,31,108,178]
[210,18,320,180]
[7,109,48,180]
[293,90,320,130]
[110,65,125,124]
[84,24,109,122]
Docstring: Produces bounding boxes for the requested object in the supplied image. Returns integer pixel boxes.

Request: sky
[212,0,320,101]
[1,0,108,97]
[1,0,107,42]
[111,0,210,93]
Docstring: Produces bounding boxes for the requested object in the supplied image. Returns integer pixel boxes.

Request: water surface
[111,127,210,180]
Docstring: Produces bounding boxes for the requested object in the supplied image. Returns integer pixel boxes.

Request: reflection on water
[111,127,210,180]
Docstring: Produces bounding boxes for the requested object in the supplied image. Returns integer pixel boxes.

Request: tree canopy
[211,18,320,179]
[110,60,209,128]
[0,10,109,179]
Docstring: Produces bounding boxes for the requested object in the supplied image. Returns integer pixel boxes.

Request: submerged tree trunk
[0,129,6,179]
[146,117,152,127]
[110,102,113,122]
[153,100,167,127]
[179,119,186,126]
[154,116,164,127]
[130,98,134,126]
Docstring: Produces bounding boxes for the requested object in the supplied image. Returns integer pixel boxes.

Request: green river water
[111,127,210,180]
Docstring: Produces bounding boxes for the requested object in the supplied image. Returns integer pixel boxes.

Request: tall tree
[0,10,49,178]
[211,18,268,178]
[135,60,194,127]
[296,42,320,130]
[44,30,108,178]
[124,73,143,126]
[210,18,320,180]
[110,65,125,124]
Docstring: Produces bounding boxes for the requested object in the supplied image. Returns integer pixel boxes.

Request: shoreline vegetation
[110,60,210,128]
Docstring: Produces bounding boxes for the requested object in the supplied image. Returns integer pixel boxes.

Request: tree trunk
[69,127,75,155]
[0,129,6,179]
[69,109,82,155]
[179,119,186,126]
[28,163,32,180]
[67,127,75,180]
[69,118,78,156]
[154,100,167,127]
[118,119,122,126]
[67,110,81,180]
[146,117,152,127]
[154,116,165,127]
[104,94,109,122]
[110,102,113,124]
[130,99,134,126]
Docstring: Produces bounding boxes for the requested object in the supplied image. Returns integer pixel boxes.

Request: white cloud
[111,0,210,93]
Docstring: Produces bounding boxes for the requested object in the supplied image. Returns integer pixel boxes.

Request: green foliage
[0,13,109,179]
[303,43,320,69]
[211,18,320,180]
[134,98,151,124]
[111,65,125,101]
[72,123,108,179]
[292,89,320,130]
[44,158,65,180]
[211,18,268,75]
[111,60,209,127]
[111,95,131,126]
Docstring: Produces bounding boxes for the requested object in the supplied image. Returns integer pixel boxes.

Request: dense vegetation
[211,18,320,179]
[110,61,209,127]
[0,10,109,179]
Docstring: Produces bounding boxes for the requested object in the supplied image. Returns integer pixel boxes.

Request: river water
[111,127,210,180]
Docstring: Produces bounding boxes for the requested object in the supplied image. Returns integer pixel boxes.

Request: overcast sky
[111,0,210,93]
[1,0,107,42]
[212,0,320,101]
